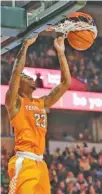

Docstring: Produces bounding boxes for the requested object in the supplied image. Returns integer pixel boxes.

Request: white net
[8,177,17,194]
[54,20,97,38]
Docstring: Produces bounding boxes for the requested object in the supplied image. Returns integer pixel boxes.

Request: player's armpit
[43,82,69,108]
[5,92,22,120]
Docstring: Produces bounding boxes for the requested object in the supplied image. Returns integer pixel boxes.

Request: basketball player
[5,35,71,194]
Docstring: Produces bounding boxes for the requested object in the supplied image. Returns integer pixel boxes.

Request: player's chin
[30,85,36,90]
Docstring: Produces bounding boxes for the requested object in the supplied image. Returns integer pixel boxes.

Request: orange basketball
[67,12,96,50]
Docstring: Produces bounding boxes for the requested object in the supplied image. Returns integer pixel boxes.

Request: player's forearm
[58,52,71,87]
[12,43,28,73]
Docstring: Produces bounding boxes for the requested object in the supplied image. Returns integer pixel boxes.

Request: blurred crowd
[1,144,102,194]
[46,144,102,194]
[1,36,102,92]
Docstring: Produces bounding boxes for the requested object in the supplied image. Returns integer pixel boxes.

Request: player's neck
[19,92,33,101]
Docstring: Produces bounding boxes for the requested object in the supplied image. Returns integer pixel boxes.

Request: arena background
[1,1,102,194]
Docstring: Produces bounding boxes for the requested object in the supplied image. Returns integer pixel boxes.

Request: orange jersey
[10,97,47,155]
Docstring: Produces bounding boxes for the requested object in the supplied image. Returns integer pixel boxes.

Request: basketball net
[46,20,97,39]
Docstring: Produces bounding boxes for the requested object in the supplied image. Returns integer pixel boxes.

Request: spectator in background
[74,145,83,159]
[65,172,76,184]
[77,70,87,83]
[59,181,66,194]
[35,73,44,88]
[57,163,66,181]
[87,185,96,194]
[88,154,98,171]
[89,75,100,92]
[87,176,94,187]
[47,46,56,57]
[49,163,56,182]
[62,147,70,159]
[86,176,96,194]
[79,183,87,194]
[95,179,102,194]
[91,147,98,159]
[51,174,59,193]
[29,51,37,67]
[67,153,78,174]
[54,148,61,160]
[56,188,64,194]
[66,181,77,194]
[75,173,88,192]
[79,156,91,178]
[71,65,78,78]
[95,156,102,180]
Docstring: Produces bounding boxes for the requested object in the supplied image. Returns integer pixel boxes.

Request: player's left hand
[54,37,65,54]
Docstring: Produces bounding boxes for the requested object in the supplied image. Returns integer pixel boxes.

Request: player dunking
[5,35,71,194]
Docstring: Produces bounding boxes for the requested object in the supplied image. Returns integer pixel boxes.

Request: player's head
[18,73,36,95]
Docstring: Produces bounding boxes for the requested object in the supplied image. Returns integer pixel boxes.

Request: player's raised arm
[44,37,71,108]
[5,35,38,109]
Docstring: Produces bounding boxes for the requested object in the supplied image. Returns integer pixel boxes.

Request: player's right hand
[24,35,38,46]
[54,37,65,54]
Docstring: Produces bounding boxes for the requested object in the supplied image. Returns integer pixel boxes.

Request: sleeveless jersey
[10,97,47,155]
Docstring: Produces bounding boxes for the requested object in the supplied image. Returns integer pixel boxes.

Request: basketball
[67,12,96,50]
